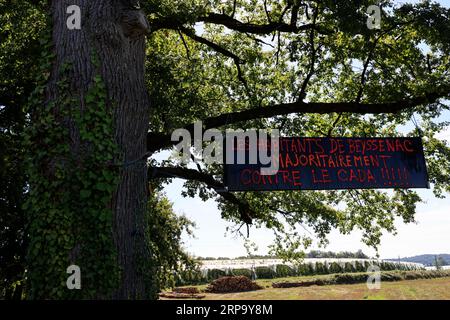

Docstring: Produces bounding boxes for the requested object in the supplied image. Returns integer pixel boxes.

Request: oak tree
[1,0,449,299]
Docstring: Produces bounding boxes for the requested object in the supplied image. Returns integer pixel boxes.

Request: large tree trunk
[48,0,150,298]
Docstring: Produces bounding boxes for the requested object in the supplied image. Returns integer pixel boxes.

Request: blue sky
[153,0,450,260]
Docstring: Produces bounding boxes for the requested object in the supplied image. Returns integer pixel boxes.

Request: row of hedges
[272,270,450,288]
[174,260,423,286]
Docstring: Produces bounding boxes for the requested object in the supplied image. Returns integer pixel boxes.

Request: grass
[170,273,450,300]
[199,277,450,300]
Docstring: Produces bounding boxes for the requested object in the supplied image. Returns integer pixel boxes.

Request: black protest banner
[224,137,429,191]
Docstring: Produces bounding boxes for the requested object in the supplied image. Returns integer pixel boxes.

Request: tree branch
[178,30,191,60]
[149,166,254,224]
[179,27,250,93]
[231,0,237,19]
[147,85,450,152]
[263,0,272,23]
[327,112,344,137]
[201,88,448,124]
[290,3,300,26]
[298,5,320,101]
[356,35,385,104]
[197,12,327,35]
[179,27,241,62]
[327,34,380,137]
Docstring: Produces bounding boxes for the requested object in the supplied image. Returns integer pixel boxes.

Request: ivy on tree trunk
[26,0,152,299]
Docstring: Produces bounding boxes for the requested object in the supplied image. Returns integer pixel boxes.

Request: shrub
[404,272,418,280]
[315,262,327,275]
[354,261,365,272]
[296,263,311,276]
[307,263,315,275]
[207,269,227,281]
[276,264,295,277]
[381,262,396,271]
[328,262,343,274]
[206,276,262,293]
[381,272,404,282]
[295,264,310,276]
[175,269,205,286]
[255,266,276,279]
[344,262,355,273]
[333,273,367,284]
[230,268,253,278]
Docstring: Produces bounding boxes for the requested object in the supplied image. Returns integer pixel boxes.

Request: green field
[170,275,450,300]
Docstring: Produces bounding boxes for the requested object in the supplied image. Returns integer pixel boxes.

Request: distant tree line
[196,250,369,261]
[306,250,369,259]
